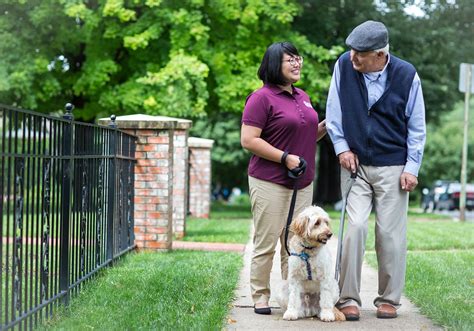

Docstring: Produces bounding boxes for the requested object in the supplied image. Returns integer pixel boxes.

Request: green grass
[210,201,252,219]
[366,251,474,330]
[350,210,474,330]
[183,216,251,244]
[328,210,470,251]
[407,209,454,220]
[41,250,243,330]
[405,220,474,251]
[357,219,474,252]
[180,201,252,244]
[37,202,249,330]
[329,205,473,329]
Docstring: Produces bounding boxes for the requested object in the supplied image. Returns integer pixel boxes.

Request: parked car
[421,180,458,212]
[436,182,474,211]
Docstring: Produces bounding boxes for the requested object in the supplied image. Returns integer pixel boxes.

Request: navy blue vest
[338,52,416,166]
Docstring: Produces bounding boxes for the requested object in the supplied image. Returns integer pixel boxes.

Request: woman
[241,41,327,315]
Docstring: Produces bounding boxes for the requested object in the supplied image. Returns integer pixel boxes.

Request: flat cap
[345,20,388,52]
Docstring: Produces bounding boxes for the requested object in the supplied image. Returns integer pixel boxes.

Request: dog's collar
[290,252,313,280]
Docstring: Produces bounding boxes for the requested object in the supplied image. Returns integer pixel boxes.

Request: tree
[419,100,474,188]
[294,0,474,123]
[0,0,338,190]
[293,0,474,202]
[374,0,474,124]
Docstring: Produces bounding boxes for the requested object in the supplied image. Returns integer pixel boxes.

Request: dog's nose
[327,232,333,239]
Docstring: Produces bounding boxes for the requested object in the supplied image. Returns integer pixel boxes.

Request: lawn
[349,211,474,330]
[39,202,249,330]
[365,250,473,330]
[328,205,473,330]
[182,217,251,244]
[327,210,472,251]
[179,201,252,244]
[40,250,243,330]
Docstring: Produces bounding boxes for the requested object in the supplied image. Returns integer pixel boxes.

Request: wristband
[281,151,289,165]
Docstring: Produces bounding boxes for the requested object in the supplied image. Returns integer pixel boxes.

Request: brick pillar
[172,122,191,239]
[188,137,214,218]
[98,114,191,250]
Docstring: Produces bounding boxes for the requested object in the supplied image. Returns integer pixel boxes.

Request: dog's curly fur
[276,206,345,322]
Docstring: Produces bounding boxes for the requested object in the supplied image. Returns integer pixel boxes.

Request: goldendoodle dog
[276,206,345,322]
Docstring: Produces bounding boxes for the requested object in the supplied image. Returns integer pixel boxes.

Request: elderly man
[326,20,426,320]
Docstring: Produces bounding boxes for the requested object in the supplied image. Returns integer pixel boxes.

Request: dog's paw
[319,308,335,322]
[283,309,299,321]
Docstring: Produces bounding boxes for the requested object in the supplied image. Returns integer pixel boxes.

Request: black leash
[290,252,312,280]
[282,154,307,256]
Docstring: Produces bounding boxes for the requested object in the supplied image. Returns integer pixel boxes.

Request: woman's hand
[285,154,301,170]
[317,119,327,141]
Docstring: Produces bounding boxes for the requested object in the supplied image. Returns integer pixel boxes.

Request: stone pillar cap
[98,114,192,130]
[188,137,214,148]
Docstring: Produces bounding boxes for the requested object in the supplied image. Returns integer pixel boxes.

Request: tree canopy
[0,0,337,118]
[294,0,474,123]
[1,0,472,190]
[420,100,474,187]
[0,0,339,187]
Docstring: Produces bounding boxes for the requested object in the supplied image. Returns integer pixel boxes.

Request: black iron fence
[0,104,136,330]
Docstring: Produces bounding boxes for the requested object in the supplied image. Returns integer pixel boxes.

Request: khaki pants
[248,176,313,304]
[338,165,408,309]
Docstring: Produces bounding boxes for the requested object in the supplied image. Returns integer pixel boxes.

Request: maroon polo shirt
[242,84,319,189]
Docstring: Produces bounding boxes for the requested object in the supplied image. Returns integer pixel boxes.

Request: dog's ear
[290,214,308,237]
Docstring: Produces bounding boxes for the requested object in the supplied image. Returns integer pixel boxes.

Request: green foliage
[295,0,474,123]
[3,1,470,189]
[192,115,251,188]
[377,0,474,124]
[0,0,335,119]
[0,0,337,188]
[231,192,251,205]
[419,100,474,188]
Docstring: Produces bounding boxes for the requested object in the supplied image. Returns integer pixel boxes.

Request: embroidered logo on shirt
[304,101,313,108]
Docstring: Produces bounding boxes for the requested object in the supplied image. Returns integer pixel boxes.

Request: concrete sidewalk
[226,237,441,330]
[173,240,246,252]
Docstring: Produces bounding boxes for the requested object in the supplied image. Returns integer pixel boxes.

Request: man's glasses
[282,56,304,67]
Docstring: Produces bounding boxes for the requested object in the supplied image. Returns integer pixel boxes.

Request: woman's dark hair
[257,41,300,85]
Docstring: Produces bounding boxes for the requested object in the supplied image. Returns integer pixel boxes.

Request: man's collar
[380,53,391,75]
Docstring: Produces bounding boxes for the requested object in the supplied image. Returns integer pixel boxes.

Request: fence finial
[64,103,74,120]
[109,115,117,128]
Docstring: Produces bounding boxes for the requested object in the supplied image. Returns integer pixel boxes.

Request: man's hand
[338,151,359,173]
[400,172,418,192]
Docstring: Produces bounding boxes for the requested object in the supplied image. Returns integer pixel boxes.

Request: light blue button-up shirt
[326,54,426,176]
